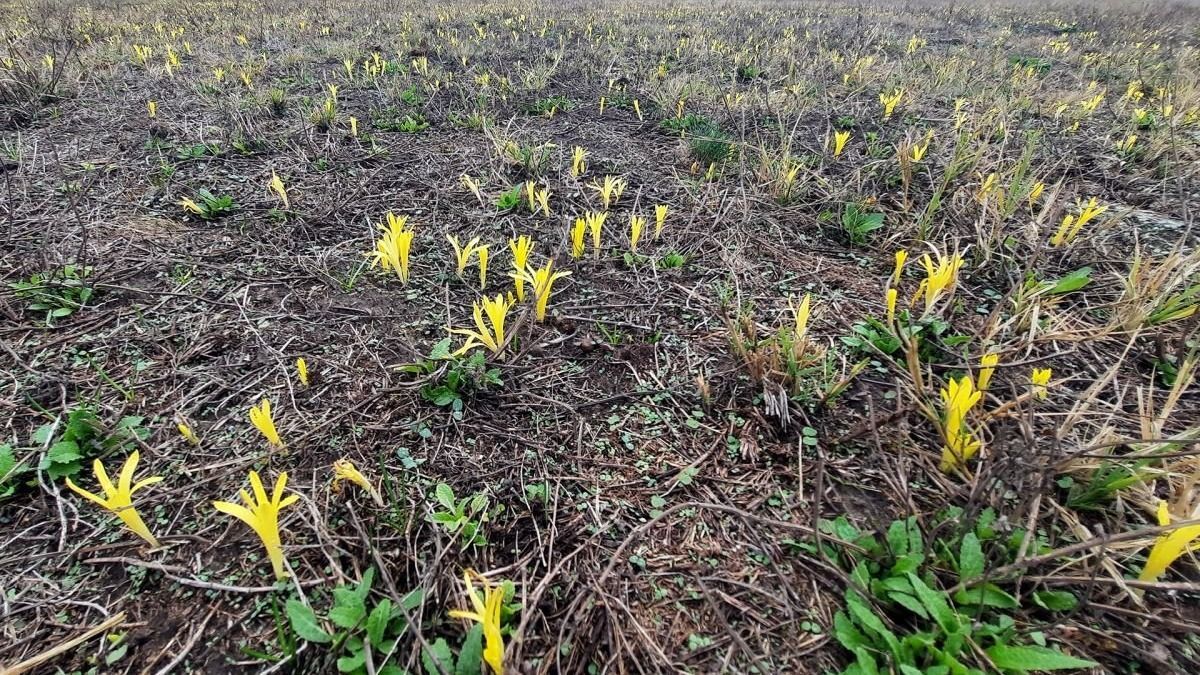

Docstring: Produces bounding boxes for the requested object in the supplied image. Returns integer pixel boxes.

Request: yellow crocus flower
[453,295,512,355]
[1031,368,1052,400]
[571,146,588,177]
[886,288,898,325]
[249,398,283,448]
[514,261,572,321]
[296,357,309,386]
[654,205,669,240]
[790,293,812,343]
[509,236,534,301]
[939,376,982,472]
[833,130,850,157]
[269,171,289,209]
[570,218,586,259]
[1139,501,1200,582]
[213,471,298,580]
[65,451,162,548]
[332,459,384,506]
[629,215,646,252]
[977,353,999,391]
[449,570,505,675]
[891,250,908,286]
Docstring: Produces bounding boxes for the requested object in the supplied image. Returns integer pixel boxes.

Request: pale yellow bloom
[918,250,964,313]
[249,398,283,448]
[977,353,999,391]
[654,205,669,240]
[886,288,898,325]
[790,294,812,344]
[571,146,588,177]
[65,452,162,548]
[296,357,309,386]
[514,261,572,321]
[571,218,586,259]
[177,421,200,446]
[147,101,157,118]
[892,250,908,286]
[833,130,850,157]
[629,215,646,252]
[449,570,505,674]
[213,471,298,579]
[1031,368,1052,400]
[939,376,982,472]
[332,459,383,506]
[453,295,512,355]
[509,236,534,301]
[1139,501,1200,582]
[269,171,289,209]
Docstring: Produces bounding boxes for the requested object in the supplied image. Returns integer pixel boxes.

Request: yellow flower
[296,357,309,386]
[212,471,298,580]
[918,250,964,314]
[591,175,626,210]
[891,249,908,286]
[939,376,982,472]
[349,116,358,137]
[586,211,608,257]
[654,205,669,240]
[977,353,999,391]
[790,293,812,343]
[879,88,904,120]
[1050,197,1107,247]
[449,570,505,674]
[147,101,157,118]
[633,98,642,121]
[332,459,384,506]
[249,398,283,448]
[269,171,289,209]
[1030,368,1052,400]
[570,218,586,259]
[1028,181,1045,207]
[65,451,162,548]
[477,245,490,288]
[178,197,202,215]
[509,236,534,301]
[525,181,537,212]
[629,215,646,252]
[832,130,850,157]
[886,288,898,325]
[177,420,200,446]
[909,138,929,162]
[448,234,484,279]
[571,146,588,177]
[453,294,512,355]
[534,188,551,216]
[514,261,572,321]
[1139,501,1200,582]
[369,213,415,284]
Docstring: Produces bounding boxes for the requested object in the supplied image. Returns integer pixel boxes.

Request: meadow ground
[2,0,1200,673]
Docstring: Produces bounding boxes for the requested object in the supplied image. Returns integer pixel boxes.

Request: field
[2,0,1200,672]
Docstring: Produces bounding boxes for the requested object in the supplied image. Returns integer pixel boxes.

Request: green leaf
[833,610,868,651]
[47,440,82,464]
[906,573,959,635]
[954,583,1018,609]
[285,599,331,643]
[330,586,368,629]
[887,591,930,620]
[367,598,392,646]
[429,337,453,360]
[455,623,484,675]
[435,483,456,510]
[958,532,984,581]
[422,638,455,675]
[853,646,880,675]
[984,644,1098,671]
[846,592,900,658]
[1044,267,1092,295]
[1033,590,1078,612]
[337,649,366,673]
